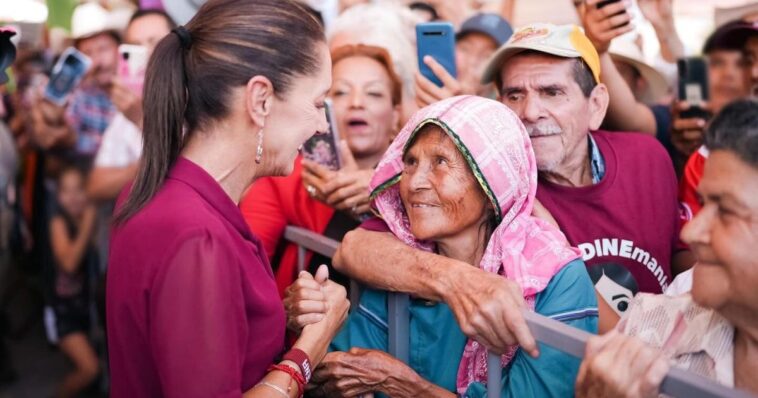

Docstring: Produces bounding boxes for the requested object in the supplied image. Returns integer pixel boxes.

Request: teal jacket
[330,259,598,397]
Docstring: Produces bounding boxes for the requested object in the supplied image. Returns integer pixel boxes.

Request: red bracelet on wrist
[268,364,305,398]
[282,348,312,384]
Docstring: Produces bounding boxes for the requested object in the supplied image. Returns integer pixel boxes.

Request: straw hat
[608,39,667,104]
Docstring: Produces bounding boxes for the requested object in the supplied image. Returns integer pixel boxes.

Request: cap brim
[480,43,581,85]
[609,53,668,104]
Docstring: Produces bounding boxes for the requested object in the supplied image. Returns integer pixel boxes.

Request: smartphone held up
[416,22,457,87]
[44,47,91,105]
[118,44,149,97]
[302,99,342,170]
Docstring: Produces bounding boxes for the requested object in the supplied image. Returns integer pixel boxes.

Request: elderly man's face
[400,126,489,242]
[498,53,607,177]
[682,150,758,321]
[76,32,119,90]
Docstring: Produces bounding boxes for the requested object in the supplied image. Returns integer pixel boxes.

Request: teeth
[412,204,432,208]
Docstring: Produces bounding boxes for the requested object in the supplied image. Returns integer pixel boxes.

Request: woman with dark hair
[106,0,349,397]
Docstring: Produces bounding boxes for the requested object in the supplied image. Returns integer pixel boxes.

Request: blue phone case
[44,47,91,105]
[416,22,457,88]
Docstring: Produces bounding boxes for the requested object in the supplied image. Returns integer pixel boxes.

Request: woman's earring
[255,128,264,164]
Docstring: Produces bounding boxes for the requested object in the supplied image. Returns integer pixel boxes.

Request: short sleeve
[94,113,140,167]
[149,230,247,398]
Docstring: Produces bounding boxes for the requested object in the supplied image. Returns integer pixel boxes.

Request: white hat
[164,0,207,26]
[608,39,668,104]
[70,2,122,41]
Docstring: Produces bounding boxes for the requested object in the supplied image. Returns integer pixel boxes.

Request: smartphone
[677,57,711,120]
[596,0,630,27]
[118,44,149,97]
[416,22,457,88]
[302,99,341,170]
[44,47,91,105]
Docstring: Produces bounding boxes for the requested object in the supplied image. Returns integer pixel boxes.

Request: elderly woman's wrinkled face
[331,55,399,164]
[399,126,489,241]
[682,150,758,319]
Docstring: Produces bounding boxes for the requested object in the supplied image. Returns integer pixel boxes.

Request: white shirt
[94,112,142,168]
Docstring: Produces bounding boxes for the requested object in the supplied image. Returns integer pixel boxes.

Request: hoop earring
[255,128,264,164]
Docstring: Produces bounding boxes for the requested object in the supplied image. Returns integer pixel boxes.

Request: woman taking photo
[240,43,402,296]
[106,0,349,397]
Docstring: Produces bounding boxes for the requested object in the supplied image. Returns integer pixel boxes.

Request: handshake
[283,265,350,366]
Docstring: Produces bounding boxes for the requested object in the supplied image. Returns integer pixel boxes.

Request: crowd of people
[1,0,757,397]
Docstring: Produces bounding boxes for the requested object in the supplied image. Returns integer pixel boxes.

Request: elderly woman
[240,44,402,297]
[575,100,758,397]
[301,96,598,397]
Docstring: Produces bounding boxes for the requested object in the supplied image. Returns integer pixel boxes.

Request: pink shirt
[107,157,285,398]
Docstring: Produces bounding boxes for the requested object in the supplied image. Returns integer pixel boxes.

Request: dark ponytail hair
[115,0,325,224]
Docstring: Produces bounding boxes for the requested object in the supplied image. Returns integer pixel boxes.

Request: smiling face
[330,55,399,166]
[262,43,333,175]
[399,125,490,242]
[682,150,758,320]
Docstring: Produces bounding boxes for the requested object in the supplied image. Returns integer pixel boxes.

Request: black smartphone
[596,0,630,28]
[44,47,91,105]
[302,99,341,170]
[677,57,711,120]
[416,22,457,88]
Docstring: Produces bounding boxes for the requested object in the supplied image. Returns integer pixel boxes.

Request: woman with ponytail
[106,0,349,397]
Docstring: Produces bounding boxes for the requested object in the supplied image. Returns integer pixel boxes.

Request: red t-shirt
[536,131,684,294]
[108,157,286,397]
[679,146,708,218]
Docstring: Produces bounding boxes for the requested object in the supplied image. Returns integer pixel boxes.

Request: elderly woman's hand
[303,141,373,216]
[576,330,669,398]
[309,348,434,398]
[283,265,330,333]
[414,56,463,108]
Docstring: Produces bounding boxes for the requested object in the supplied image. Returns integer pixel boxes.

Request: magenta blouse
[106,157,286,397]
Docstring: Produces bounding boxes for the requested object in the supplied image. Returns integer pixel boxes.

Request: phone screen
[301,99,341,170]
[677,57,711,120]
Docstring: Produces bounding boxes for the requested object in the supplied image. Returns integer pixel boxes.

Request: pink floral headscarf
[368,95,581,394]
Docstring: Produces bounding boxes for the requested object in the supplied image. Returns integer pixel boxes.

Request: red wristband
[268,364,305,398]
[282,348,312,384]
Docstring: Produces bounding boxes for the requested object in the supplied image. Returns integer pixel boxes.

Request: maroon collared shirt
[107,157,286,397]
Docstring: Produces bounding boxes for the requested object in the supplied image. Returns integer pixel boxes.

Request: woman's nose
[407,163,431,191]
[349,90,364,108]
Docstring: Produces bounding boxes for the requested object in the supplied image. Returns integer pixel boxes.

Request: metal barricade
[281,226,755,398]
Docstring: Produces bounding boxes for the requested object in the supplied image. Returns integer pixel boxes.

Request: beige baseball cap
[480,23,601,85]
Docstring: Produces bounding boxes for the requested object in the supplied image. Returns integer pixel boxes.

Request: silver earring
[255,128,264,164]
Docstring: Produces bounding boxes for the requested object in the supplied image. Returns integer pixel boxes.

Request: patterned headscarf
[368,95,581,394]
